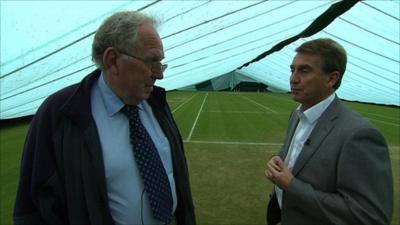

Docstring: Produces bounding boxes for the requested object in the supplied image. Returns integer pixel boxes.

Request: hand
[265,156,294,190]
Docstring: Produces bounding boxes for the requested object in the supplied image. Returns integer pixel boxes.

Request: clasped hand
[265,156,294,190]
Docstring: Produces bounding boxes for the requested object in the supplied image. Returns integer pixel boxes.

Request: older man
[14,11,196,225]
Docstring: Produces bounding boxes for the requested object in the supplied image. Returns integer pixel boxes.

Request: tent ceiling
[1,0,399,119]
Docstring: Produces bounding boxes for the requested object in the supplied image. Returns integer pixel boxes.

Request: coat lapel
[291,97,341,176]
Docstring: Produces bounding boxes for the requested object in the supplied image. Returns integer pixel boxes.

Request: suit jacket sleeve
[285,125,393,225]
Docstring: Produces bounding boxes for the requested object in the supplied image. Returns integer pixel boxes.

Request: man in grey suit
[265,38,393,225]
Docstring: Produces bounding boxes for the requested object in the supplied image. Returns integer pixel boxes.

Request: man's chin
[145,85,154,93]
[291,93,298,99]
[291,94,302,103]
[142,90,152,100]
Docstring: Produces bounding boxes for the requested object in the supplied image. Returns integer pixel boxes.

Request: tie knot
[121,105,139,119]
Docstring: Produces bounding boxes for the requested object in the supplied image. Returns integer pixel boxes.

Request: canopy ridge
[238,0,360,69]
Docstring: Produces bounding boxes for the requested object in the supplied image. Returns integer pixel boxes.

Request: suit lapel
[291,97,342,176]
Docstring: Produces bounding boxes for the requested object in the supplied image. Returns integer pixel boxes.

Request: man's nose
[152,70,163,80]
[290,72,299,83]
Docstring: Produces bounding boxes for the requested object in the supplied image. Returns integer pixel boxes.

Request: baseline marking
[184,140,282,146]
[205,110,273,114]
[183,140,399,151]
[186,92,209,141]
[240,95,277,113]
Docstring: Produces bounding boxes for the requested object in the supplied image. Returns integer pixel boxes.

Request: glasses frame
[117,49,168,72]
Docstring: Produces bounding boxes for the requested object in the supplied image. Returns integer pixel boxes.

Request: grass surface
[0,121,29,225]
[1,91,399,224]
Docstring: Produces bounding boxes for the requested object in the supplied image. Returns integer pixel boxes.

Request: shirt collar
[296,93,336,124]
[98,72,144,116]
[97,72,124,116]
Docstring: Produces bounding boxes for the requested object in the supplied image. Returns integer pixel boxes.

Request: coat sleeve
[13,101,66,225]
[285,126,393,225]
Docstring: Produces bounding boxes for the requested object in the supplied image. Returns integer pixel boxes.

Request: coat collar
[61,69,167,130]
[291,96,342,176]
[60,69,100,130]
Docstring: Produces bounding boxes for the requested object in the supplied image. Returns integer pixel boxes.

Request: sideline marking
[360,111,399,121]
[186,93,209,141]
[369,118,399,126]
[240,95,277,113]
[172,93,198,113]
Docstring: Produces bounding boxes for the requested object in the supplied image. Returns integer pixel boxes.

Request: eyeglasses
[117,49,168,72]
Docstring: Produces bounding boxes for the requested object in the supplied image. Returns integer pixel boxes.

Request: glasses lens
[151,62,168,72]
[161,64,168,72]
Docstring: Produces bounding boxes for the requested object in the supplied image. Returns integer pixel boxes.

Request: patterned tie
[122,105,173,223]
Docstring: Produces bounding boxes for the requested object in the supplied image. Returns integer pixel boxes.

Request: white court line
[168,97,187,102]
[359,111,399,121]
[389,145,400,150]
[240,95,278,113]
[172,93,198,113]
[184,140,282,146]
[205,110,273,114]
[183,140,399,150]
[186,93,209,141]
[369,118,399,126]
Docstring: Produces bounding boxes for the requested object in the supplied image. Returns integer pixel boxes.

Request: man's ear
[103,47,119,75]
[327,71,340,88]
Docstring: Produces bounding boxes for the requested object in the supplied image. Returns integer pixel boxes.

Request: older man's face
[115,24,165,105]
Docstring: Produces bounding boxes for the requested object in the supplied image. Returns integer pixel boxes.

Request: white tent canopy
[1,0,399,119]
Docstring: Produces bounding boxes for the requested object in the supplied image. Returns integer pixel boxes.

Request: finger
[267,163,277,174]
[269,161,281,172]
[264,170,275,183]
[264,170,272,179]
[271,156,280,164]
[275,157,284,166]
[267,164,282,179]
[268,159,277,166]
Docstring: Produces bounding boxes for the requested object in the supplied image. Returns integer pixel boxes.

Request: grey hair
[91,11,158,69]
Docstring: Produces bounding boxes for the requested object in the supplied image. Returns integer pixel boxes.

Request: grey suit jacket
[267,96,393,225]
